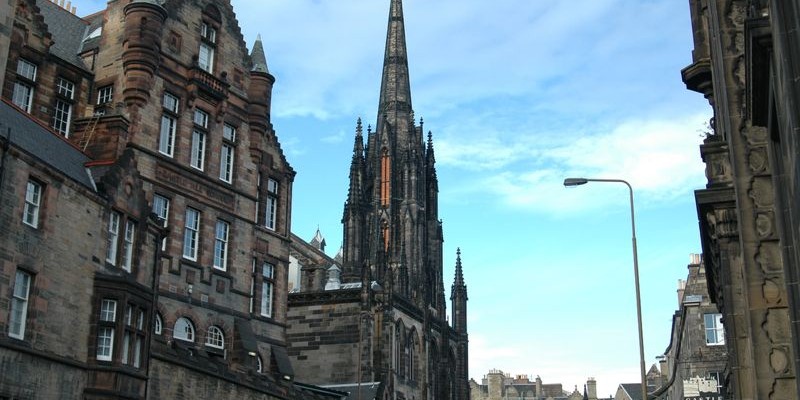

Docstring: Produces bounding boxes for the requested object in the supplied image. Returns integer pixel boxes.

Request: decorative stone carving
[764,308,791,344]
[743,125,768,145]
[756,242,783,274]
[756,212,775,238]
[706,208,739,239]
[769,347,789,373]
[762,279,783,306]
[750,177,775,208]
[748,147,768,173]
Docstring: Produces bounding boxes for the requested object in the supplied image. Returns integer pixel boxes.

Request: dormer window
[198,22,216,73]
[12,59,37,112]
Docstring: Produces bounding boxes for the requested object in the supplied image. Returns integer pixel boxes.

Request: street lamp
[563,177,648,400]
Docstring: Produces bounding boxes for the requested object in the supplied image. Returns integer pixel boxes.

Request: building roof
[320,382,382,400]
[0,100,94,190]
[36,0,90,70]
[619,383,647,400]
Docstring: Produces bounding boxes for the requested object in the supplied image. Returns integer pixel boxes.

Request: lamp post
[563,177,648,400]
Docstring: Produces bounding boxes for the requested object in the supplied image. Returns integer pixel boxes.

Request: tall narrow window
[265,179,278,230]
[382,222,389,252]
[198,22,216,73]
[261,262,274,318]
[183,208,200,260]
[106,211,121,264]
[704,313,725,345]
[190,130,206,170]
[9,270,32,339]
[191,109,208,170]
[213,220,229,270]
[121,220,136,272]
[152,194,170,250]
[380,148,390,207]
[219,124,236,183]
[22,180,42,228]
[97,299,117,361]
[158,92,179,157]
[122,305,145,368]
[52,77,74,136]
[12,59,36,112]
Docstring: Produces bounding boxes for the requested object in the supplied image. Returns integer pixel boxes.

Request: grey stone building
[469,370,599,400]
[650,254,727,400]
[286,0,470,399]
[683,0,800,398]
[0,0,342,398]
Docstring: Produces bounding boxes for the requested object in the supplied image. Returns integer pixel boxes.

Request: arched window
[205,325,225,349]
[154,313,163,335]
[256,355,263,373]
[174,317,195,342]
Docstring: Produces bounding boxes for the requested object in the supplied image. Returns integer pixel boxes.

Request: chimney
[587,377,597,400]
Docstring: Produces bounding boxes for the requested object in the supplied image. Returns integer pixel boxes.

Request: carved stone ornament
[706,208,739,239]
[750,177,775,208]
[743,125,768,146]
[756,242,783,274]
[762,278,783,306]
[764,308,791,344]
[756,212,775,239]
[748,147,768,174]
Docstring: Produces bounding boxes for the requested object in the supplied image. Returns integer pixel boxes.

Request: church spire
[377,0,413,130]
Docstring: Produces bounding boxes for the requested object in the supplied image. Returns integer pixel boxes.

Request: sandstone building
[650,254,727,399]
[683,0,800,398]
[285,0,470,399]
[469,370,600,400]
[0,0,343,398]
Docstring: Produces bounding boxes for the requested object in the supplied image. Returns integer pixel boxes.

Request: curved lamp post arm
[563,177,648,400]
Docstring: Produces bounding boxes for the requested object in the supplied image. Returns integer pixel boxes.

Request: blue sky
[70,0,710,395]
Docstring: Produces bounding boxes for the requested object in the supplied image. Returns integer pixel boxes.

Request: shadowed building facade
[286,0,470,399]
[683,0,800,398]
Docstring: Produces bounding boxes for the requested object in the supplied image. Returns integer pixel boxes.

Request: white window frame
[220,125,235,183]
[106,211,121,265]
[56,77,74,99]
[9,270,32,339]
[154,313,163,335]
[704,313,725,345]
[193,109,208,128]
[152,194,170,250]
[159,93,179,157]
[174,317,195,342]
[205,325,225,349]
[265,178,278,230]
[22,180,42,228]
[96,299,117,361]
[261,262,274,318]
[12,59,36,112]
[52,99,73,137]
[213,220,229,270]
[97,85,113,105]
[183,208,200,261]
[190,130,206,170]
[121,220,135,272]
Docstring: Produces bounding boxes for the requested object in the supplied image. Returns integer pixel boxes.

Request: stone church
[286,0,470,399]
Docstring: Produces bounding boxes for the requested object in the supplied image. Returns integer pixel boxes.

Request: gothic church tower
[341,0,446,316]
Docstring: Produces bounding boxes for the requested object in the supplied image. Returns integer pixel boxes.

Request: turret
[122,0,167,107]
[247,34,276,152]
[342,118,367,281]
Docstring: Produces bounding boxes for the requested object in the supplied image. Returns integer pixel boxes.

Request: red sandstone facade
[0,0,339,398]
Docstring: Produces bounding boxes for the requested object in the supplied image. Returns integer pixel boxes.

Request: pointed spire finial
[376,0,412,129]
[250,34,269,73]
[356,117,363,136]
[454,248,465,287]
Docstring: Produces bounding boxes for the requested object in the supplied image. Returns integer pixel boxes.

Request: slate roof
[36,0,90,70]
[619,383,646,400]
[0,100,94,190]
[320,382,382,400]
